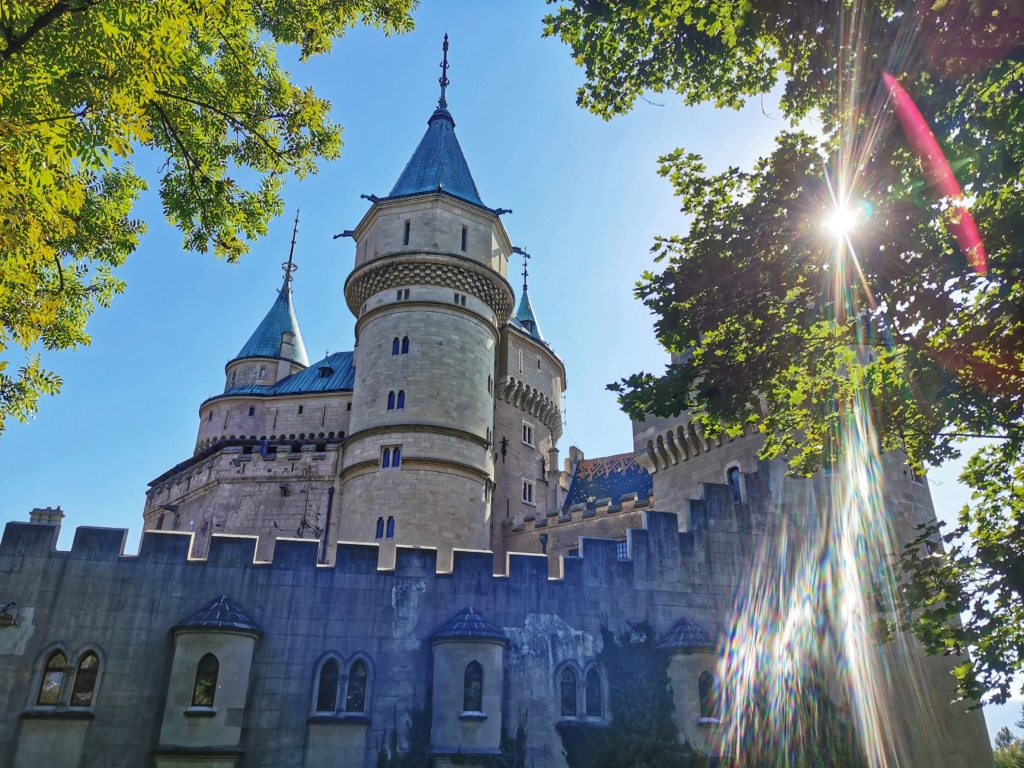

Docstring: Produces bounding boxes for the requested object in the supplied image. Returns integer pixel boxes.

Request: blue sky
[0,0,1014,743]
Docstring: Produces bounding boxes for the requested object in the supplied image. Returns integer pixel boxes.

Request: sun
[826,205,858,238]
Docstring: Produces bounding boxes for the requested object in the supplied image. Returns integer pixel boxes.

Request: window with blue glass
[397,390,405,409]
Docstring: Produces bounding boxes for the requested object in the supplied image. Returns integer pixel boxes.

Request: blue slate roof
[658,617,714,652]
[386,108,486,209]
[432,607,507,644]
[221,352,354,398]
[176,595,262,635]
[233,281,309,366]
[514,286,543,341]
[563,453,653,510]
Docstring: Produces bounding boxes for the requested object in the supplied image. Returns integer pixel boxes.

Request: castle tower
[338,37,515,564]
[490,250,566,565]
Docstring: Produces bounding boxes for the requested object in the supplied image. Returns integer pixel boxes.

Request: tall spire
[283,208,299,288]
[384,34,487,209]
[438,33,450,110]
[512,247,543,342]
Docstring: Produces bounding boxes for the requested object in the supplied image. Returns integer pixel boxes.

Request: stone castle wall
[0,463,993,768]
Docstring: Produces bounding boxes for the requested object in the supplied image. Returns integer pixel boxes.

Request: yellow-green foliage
[0,0,415,432]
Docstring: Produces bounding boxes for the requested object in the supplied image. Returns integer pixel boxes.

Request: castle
[0,41,995,768]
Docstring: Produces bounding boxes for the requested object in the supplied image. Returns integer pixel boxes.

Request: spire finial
[512,246,531,293]
[438,33,450,110]
[283,209,299,287]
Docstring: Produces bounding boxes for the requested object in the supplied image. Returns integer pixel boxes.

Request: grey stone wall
[0,462,993,768]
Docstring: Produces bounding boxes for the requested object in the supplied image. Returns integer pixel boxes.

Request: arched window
[397,390,405,409]
[192,654,219,707]
[386,517,395,538]
[387,391,395,410]
[464,661,483,711]
[401,336,409,354]
[585,669,602,717]
[560,668,577,716]
[316,659,339,712]
[375,517,385,539]
[346,660,368,712]
[727,467,741,502]
[70,653,99,707]
[37,652,66,705]
[699,670,718,718]
[392,337,400,355]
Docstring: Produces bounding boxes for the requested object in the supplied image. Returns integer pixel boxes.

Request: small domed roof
[175,595,262,636]
[431,607,506,644]
[658,616,714,652]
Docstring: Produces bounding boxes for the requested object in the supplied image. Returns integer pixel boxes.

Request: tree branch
[0,0,100,66]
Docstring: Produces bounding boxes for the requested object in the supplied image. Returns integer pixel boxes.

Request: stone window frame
[310,652,375,720]
[462,660,483,713]
[555,661,606,722]
[725,465,743,503]
[190,653,219,709]
[522,420,534,447]
[554,661,582,719]
[521,478,536,506]
[28,643,105,713]
[698,669,721,722]
[460,225,468,252]
[382,446,402,469]
[582,663,607,720]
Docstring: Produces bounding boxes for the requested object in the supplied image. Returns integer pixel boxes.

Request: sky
[0,0,1015,744]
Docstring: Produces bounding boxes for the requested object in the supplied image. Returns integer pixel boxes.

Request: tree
[545,0,1024,703]
[996,727,1018,750]
[0,0,415,433]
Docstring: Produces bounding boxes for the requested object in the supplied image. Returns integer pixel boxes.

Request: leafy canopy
[0,0,415,432]
[545,0,1024,702]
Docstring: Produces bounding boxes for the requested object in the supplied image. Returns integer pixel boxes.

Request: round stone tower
[338,43,514,564]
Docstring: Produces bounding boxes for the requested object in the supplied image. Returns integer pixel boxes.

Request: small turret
[224,213,309,392]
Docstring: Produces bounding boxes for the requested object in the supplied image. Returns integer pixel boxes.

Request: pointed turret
[383,33,487,210]
[511,247,543,341]
[231,280,309,367]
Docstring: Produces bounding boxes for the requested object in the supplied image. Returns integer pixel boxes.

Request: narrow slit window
[585,669,602,717]
[560,668,577,716]
[387,391,396,411]
[316,659,339,712]
[298,405,304,415]
[248,406,256,416]
[382,448,391,468]
[346,660,368,712]
[401,336,409,354]
[392,447,401,467]
[375,517,384,539]
[463,661,483,712]
[392,337,400,355]
[403,220,411,246]
[191,654,219,708]
[386,516,395,538]
[259,367,266,380]
[397,390,405,409]
[37,652,66,705]
[727,467,741,501]
[461,226,468,251]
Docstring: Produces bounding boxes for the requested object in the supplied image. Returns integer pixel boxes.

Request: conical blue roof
[431,607,507,644]
[386,108,486,209]
[176,595,262,635]
[513,286,544,342]
[657,617,714,652]
[233,280,309,366]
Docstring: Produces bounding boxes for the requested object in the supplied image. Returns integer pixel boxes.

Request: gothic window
[387,391,396,410]
[316,659,340,712]
[70,652,99,707]
[585,669,602,717]
[560,668,577,716]
[375,517,384,539]
[37,652,66,705]
[386,517,395,538]
[401,336,409,354]
[727,467,741,502]
[346,660,368,712]
[403,221,411,246]
[397,390,405,409]
[192,653,219,707]
[393,337,400,355]
[463,661,483,712]
[699,670,718,719]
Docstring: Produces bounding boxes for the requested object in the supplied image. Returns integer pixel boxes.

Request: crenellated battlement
[633,410,765,476]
